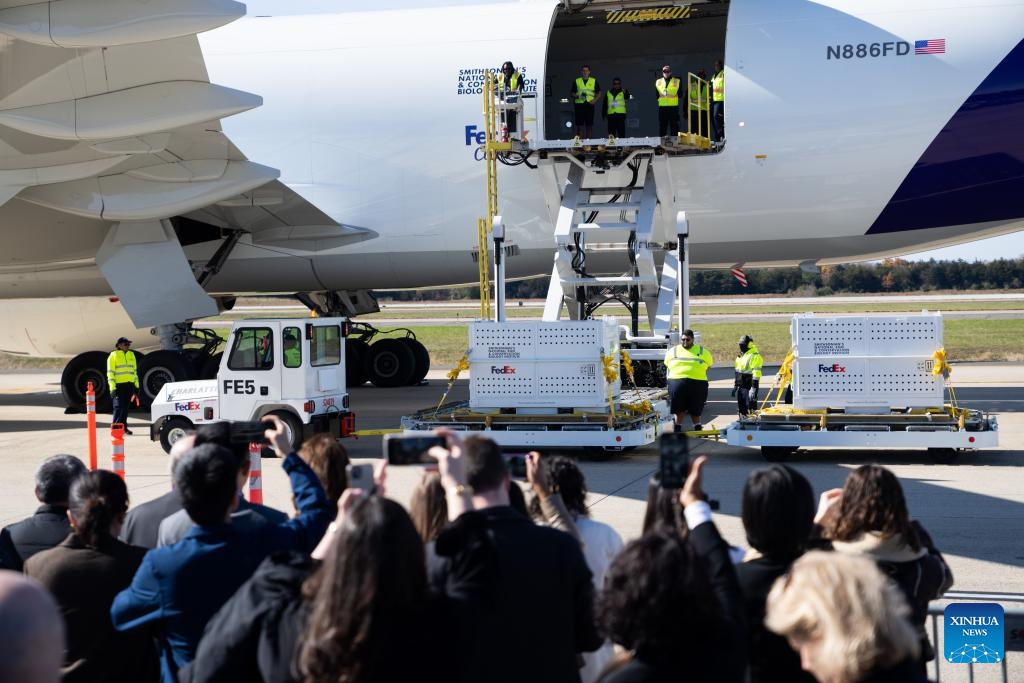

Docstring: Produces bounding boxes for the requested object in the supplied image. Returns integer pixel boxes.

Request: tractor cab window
[283,327,302,368]
[228,327,274,371]
[310,325,342,367]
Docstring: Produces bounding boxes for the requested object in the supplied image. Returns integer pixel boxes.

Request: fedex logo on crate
[491,365,517,375]
[175,401,201,412]
[818,363,847,373]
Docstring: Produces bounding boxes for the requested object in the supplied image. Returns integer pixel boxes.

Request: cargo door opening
[543,2,729,141]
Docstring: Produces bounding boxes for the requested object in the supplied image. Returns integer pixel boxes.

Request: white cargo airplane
[0,0,1021,409]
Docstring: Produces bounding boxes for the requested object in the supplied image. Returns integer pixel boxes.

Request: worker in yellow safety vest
[711,59,725,142]
[688,69,709,137]
[732,335,764,417]
[497,60,523,139]
[570,64,601,139]
[603,77,630,139]
[655,64,682,139]
[107,336,139,434]
[663,328,714,431]
[283,331,302,368]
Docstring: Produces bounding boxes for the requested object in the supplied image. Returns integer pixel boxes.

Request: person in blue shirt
[110,415,331,683]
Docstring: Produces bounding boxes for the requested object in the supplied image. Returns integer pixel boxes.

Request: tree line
[378,257,1024,301]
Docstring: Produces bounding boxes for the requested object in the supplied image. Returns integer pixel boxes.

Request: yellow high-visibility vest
[574,77,597,103]
[734,344,764,380]
[606,90,627,114]
[712,70,725,102]
[664,344,713,380]
[689,82,708,110]
[498,72,521,91]
[106,349,139,390]
[656,77,681,107]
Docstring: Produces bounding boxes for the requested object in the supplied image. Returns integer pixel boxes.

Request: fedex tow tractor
[150,317,354,453]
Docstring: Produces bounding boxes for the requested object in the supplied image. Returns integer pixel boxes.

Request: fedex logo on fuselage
[818,363,847,373]
[175,401,201,412]
[491,365,516,374]
[465,125,487,146]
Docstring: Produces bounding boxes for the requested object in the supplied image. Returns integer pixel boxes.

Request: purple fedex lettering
[175,401,201,412]
[491,365,516,374]
[817,363,847,373]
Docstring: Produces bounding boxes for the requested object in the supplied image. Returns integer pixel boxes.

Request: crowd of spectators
[0,422,952,683]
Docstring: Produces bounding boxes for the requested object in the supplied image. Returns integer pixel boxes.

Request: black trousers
[713,101,725,141]
[607,113,626,137]
[658,106,680,136]
[688,108,703,136]
[112,382,135,426]
[737,386,759,415]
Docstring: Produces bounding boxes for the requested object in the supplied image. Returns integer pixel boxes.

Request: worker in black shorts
[664,329,714,431]
[570,64,601,139]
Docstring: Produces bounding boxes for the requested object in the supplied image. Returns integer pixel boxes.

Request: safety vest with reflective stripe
[664,343,713,380]
[606,90,627,114]
[712,70,724,102]
[574,77,597,103]
[734,344,764,380]
[498,71,521,92]
[107,350,139,390]
[656,77,681,107]
[689,82,708,110]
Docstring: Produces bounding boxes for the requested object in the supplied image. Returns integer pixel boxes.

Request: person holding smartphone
[664,329,714,431]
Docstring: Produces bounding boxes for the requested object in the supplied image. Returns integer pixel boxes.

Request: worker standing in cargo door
[664,329,713,432]
[107,337,139,435]
[571,64,601,139]
[733,335,763,417]
[603,77,629,139]
[688,69,708,136]
[711,60,725,142]
[497,61,522,139]
[655,65,681,140]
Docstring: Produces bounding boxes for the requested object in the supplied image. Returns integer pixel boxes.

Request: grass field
[3,306,1022,370]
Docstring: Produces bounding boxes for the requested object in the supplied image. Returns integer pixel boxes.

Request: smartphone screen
[504,453,528,479]
[346,463,376,494]
[659,433,690,489]
[384,434,446,465]
[229,421,269,444]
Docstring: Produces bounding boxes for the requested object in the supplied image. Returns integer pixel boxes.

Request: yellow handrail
[686,72,712,150]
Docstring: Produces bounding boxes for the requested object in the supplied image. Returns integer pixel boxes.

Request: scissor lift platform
[401,387,672,450]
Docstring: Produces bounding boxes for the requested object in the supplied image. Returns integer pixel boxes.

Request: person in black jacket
[596,456,747,683]
[25,470,157,683]
[0,454,87,570]
[735,465,817,683]
[427,432,602,683]
[817,464,953,671]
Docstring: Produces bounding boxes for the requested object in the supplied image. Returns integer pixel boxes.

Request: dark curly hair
[69,470,129,548]
[829,464,920,551]
[597,530,722,659]
[528,455,588,520]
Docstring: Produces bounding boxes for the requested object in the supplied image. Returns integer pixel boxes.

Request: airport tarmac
[1,365,1022,680]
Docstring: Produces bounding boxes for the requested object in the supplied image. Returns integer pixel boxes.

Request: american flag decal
[731,265,748,288]
[915,39,946,55]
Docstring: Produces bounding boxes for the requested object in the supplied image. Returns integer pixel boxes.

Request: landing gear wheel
[398,338,430,385]
[346,339,369,387]
[266,410,303,456]
[139,351,192,407]
[761,446,797,462]
[61,351,112,413]
[368,339,416,388]
[159,416,194,454]
[199,352,223,380]
[928,447,959,464]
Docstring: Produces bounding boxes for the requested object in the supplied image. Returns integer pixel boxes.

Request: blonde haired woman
[764,551,924,683]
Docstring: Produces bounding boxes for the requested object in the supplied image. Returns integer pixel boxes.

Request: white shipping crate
[792,314,943,358]
[469,320,620,410]
[794,356,944,409]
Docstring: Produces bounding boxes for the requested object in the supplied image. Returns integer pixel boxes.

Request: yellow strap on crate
[602,354,619,419]
[434,353,470,415]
